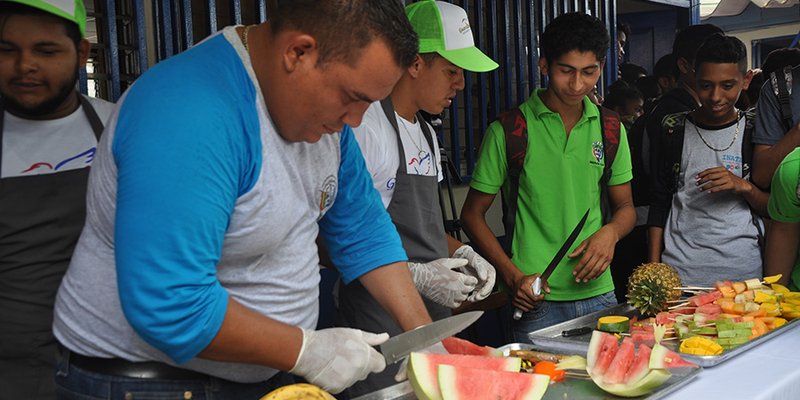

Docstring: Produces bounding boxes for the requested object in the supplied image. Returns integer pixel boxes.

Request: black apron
[336,99,450,398]
[0,95,103,400]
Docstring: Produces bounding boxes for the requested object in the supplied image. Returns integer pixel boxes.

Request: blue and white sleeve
[319,126,407,283]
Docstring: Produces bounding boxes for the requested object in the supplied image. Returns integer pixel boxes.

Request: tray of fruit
[354,336,700,400]
[526,263,800,368]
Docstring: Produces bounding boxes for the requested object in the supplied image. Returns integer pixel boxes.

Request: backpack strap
[741,108,756,181]
[770,65,794,132]
[661,111,688,194]
[499,108,527,256]
[597,105,621,224]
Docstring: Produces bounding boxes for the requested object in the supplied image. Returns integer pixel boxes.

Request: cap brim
[438,47,499,73]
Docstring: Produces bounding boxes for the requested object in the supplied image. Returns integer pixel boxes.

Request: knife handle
[512,280,541,320]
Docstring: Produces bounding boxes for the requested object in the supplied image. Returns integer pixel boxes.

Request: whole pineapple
[626,262,682,316]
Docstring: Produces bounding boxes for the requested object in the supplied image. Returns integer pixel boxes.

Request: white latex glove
[452,245,497,302]
[289,328,388,394]
[408,258,478,308]
[394,341,448,382]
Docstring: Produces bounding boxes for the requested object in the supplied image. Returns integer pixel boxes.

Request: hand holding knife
[512,209,590,320]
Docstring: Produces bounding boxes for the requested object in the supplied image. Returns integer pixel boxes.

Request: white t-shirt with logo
[353,101,444,208]
[1,97,115,178]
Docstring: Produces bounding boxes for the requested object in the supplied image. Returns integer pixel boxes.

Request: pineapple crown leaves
[627,279,670,316]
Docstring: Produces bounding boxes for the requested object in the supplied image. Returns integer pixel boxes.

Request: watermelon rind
[407,352,522,400]
[438,364,550,400]
[591,369,672,397]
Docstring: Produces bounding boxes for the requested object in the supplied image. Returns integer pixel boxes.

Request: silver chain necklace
[693,112,740,152]
[397,114,427,160]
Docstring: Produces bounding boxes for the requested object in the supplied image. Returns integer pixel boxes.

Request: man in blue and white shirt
[53,1,431,397]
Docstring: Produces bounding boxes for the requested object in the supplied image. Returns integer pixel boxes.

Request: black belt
[66,349,210,381]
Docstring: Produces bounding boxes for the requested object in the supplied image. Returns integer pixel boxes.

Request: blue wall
[620,11,680,74]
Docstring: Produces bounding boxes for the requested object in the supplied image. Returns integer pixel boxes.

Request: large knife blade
[513,208,590,319]
[379,311,482,364]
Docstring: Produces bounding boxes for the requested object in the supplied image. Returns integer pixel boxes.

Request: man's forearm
[753,124,800,189]
[199,298,303,371]
[764,221,800,287]
[461,207,521,288]
[606,204,636,243]
[647,226,664,262]
[360,262,433,330]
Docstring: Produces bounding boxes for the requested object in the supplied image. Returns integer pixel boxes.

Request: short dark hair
[654,53,678,80]
[617,22,632,39]
[672,24,723,63]
[0,2,81,48]
[603,80,643,110]
[540,12,610,65]
[761,47,800,77]
[619,62,647,85]
[635,75,661,100]
[269,0,418,69]
[694,33,748,75]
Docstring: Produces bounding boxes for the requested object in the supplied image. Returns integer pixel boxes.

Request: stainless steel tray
[527,303,800,367]
[352,342,700,400]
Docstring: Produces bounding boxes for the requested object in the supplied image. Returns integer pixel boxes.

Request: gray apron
[0,95,103,400]
[336,98,450,398]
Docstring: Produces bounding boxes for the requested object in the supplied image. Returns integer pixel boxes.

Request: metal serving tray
[527,303,800,368]
[352,342,701,400]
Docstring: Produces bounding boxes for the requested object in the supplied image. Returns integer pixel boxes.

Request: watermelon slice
[441,336,501,356]
[623,344,652,386]
[438,365,550,400]
[603,337,635,384]
[407,352,521,400]
[649,343,698,369]
[586,331,619,375]
[688,290,723,306]
[592,369,672,397]
[696,303,722,315]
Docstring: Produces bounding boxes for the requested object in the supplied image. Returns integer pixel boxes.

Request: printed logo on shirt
[386,178,396,190]
[319,174,337,212]
[590,141,604,166]
[722,154,742,173]
[408,151,433,175]
[20,147,96,174]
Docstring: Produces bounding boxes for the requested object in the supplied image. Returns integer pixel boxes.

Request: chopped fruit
[532,361,566,382]
[597,316,631,333]
[680,336,723,356]
[763,274,782,284]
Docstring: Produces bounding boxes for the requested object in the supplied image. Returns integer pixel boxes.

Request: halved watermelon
[438,365,550,400]
[623,344,652,386]
[592,369,672,397]
[603,337,635,384]
[649,343,698,369]
[586,331,619,376]
[407,352,521,400]
[441,336,501,356]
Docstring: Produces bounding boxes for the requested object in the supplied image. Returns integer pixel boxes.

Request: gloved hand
[452,245,497,302]
[408,258,478,308]
[393,341,448,382]
[289,328,388,394]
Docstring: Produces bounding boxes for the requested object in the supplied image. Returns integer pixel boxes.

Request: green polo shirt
[767,148,800,291]
[471,89,633,301]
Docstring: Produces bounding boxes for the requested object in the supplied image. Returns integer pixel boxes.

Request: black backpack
[770,65,796,132]
[497,104,622,255]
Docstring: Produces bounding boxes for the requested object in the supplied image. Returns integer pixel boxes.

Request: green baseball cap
[405,0,498,73]
[1,0,87,37]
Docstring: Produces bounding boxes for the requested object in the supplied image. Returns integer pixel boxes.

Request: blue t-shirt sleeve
[112,37,260,364]
[319,126,407,283]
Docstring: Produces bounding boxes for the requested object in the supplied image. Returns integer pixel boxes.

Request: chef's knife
[379,311,483,364]
[513,209,590,320]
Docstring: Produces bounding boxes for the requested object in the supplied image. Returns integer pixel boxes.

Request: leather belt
[66,349,209,381]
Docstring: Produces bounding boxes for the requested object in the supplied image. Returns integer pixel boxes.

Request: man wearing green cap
[336,1,498,396]
[0,1,114,398]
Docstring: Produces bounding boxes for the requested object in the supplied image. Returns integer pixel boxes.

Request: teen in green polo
[461,12,635,343]
[765,148,800,292]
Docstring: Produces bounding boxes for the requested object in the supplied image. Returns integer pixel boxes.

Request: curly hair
[540,12,610,65]
[269,0,418,69]
[694,33,748,74]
